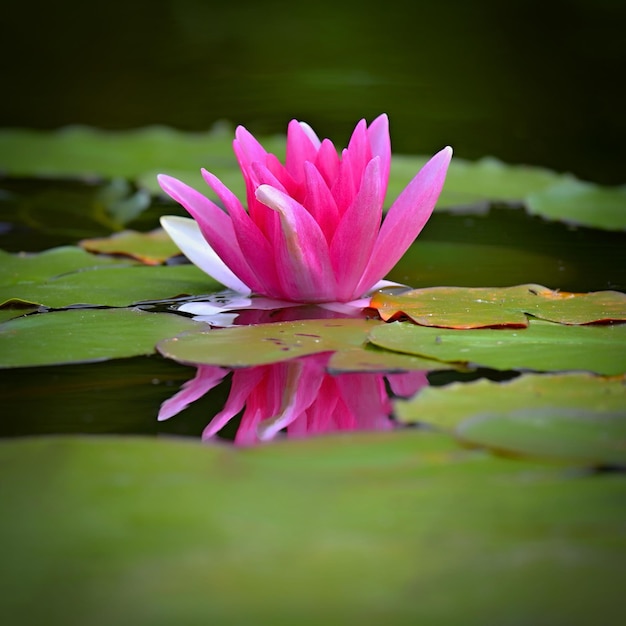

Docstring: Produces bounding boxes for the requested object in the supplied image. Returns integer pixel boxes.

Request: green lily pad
[0,308,204,368]
[327,345,450,373]
[0,258,217,308]
[390,155,563,209]
[79,229,181,265]
[158,318,384,367]
[527,178,626,231]
[456,409,626,467]
[0,246,133,287]
[370,284,626,328]
[1,434,625,625]
[369,320,626,375]
[395,373,626,429]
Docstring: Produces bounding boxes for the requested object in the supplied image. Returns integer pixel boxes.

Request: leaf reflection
[158,353,427,445]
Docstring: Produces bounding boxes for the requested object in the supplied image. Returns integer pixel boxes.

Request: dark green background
[2,0,624,183]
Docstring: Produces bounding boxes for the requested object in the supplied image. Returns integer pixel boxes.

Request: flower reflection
[159,354,427,445]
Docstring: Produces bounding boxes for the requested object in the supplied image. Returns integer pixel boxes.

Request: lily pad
[0,308,204,368]
[1,434,625,625]
[79,229,181,265]
[527,178,626,231]
[0,246,132,287]
[395,373,626,430]
[456,409,626,467]
[369,320,626,375]
[158,318,384,367]
[370,284,626,328]
[327,345,449,373]
[0,260,217,308]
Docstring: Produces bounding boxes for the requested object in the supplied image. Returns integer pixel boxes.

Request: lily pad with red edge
[370,284,626,328]
[368,319,626,375]
[394,372,626,430]
[79,229,181,265]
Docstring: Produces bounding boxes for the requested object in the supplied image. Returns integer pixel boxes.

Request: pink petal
[355,146,453,295]
[387,370,429,398]
[367,114,391,203]
[330,157,382,300]
[315,138,340,187]
[331,149,357,214]
[285,119,321,183]
[302,161,340,243]
[158,365,228,421]
[157,175,262,292]
[257,357,326,440]
[201,367,266,439]
[255,184,337,302]
[202,169,281,296]
[346,118,372,189]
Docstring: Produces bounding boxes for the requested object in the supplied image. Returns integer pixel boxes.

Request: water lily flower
[158,354,428,445]
[158,114,452,304]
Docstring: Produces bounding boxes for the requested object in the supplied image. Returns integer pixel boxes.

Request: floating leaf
[456,409,626,467]
[395,373,626,429]
[79,229,181,265]
[0,248,217,308]
[0,308,204,368]
[370,284,626,328]
[527,178,626,231]
[390,155,563,209]
[1,434,625,625]
[158,318,384,367]
[0,246,132,287]
[327,345,450,373]
[369,320,626,375]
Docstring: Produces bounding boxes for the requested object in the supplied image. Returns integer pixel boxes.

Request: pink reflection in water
[158,353,427,445]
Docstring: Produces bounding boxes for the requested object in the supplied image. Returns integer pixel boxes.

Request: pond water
[1,3,626,623]
[2,190,624,442]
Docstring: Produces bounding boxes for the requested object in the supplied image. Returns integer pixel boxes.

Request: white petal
[160,216,252,295]
[298,121,322,148]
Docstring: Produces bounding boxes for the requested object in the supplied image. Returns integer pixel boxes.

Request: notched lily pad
[370,284,626,328]
[369,319,626,375]
[0,308,204,368]
[158,318,384,367]
[456,409,626,467]
[79,229,181,265]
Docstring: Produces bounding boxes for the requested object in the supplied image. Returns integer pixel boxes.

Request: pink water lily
[158,114,452,303]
